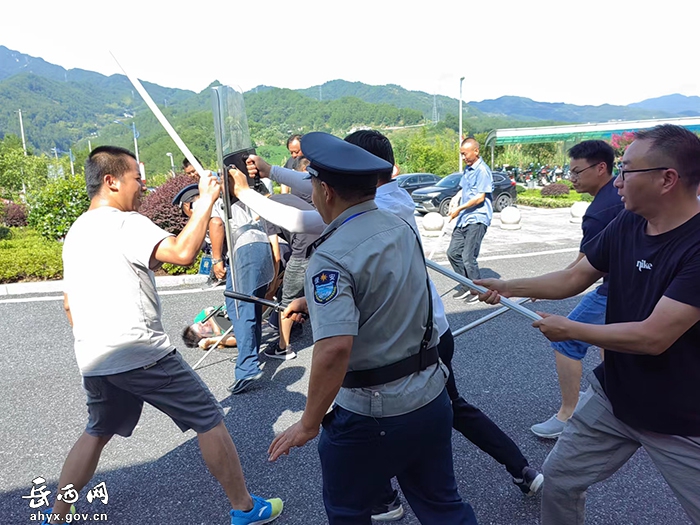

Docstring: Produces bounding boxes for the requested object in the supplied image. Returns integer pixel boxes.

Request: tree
[0,135,49,198]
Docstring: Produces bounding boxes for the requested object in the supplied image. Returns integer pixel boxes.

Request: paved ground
[0,207,691,524]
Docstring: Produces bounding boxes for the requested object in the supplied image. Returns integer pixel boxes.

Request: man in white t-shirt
[45,146,282,525]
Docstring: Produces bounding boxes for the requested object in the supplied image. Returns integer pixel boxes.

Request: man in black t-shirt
[531,140,624,439]
[475,125,700,525]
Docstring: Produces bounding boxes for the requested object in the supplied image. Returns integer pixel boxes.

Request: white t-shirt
[62,207,174,376]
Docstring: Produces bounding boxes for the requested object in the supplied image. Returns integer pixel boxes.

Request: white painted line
[1,248,579,304]
[0,286,222,305]
[434,247,579,265]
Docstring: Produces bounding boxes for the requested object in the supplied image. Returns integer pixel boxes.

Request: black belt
[341,345,439,389]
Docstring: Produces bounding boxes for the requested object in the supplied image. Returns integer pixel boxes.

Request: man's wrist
[212,258,224,265]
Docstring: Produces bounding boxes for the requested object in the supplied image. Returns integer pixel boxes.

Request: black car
[412,171,517,216]
[394,173,442,194]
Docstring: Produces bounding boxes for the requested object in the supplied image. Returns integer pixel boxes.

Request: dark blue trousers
[447,222,488,284]
[318,388,478,525]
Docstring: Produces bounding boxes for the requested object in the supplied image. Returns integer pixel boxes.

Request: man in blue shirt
[447,138,493,300]
[531,140,624,439]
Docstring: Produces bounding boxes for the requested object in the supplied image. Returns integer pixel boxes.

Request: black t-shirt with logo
[584,209,700,436]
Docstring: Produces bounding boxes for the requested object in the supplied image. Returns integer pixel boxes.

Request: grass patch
[0,227,63,283]
[517,189,592,208]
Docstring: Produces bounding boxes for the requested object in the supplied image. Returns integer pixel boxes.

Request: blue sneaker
[230,495,283,524]
[40,505,76,524]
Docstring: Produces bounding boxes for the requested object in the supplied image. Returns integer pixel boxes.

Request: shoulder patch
[312,270,340,305]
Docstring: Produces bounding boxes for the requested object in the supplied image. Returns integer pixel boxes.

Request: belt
[341,346,439,389]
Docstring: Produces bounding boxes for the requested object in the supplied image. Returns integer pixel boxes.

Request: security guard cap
[302,132,393,187]
[172,184,199,207]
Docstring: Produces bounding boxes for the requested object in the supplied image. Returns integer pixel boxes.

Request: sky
[3,0,698,107]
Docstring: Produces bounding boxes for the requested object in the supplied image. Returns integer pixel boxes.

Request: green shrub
[515,185,526,194]
[540,183,570,197]
[27,175,90,240]
[0,228,63,283]
[578,192,594,202]
[560,179,575,190]
[516,196,575,208]
[0,226,11,240]
[161,252,203,275]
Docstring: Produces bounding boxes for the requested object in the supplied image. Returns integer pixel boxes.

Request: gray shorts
[281,256,309,308]
[82,350,224,437]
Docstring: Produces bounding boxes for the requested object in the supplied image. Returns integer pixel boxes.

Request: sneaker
[264,343,297,361]
[452,288,470,299]
[464,293,479,303]
[228,371,264,395]
[230,495,283,525]
[40,505,76,524]
[371,490,405,521]
[531,414,567,438]
[513,466,544,496]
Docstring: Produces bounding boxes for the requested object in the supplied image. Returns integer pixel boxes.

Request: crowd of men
[41,124,700,525]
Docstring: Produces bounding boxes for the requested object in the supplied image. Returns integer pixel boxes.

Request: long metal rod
[452,298,531,338]
[425,259,541,322]
[193,325,234,370]
[109,51,205,177]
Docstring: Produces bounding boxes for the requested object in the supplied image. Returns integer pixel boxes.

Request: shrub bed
[2,202,28,227]
[0,228,63,283]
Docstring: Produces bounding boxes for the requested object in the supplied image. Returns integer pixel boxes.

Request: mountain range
[1,44,699,175]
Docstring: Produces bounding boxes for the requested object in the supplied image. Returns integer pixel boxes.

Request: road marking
[0,248,579,304]
[433,247,579,265]
[0,287,221,305]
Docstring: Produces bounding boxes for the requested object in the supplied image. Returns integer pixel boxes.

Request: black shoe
[513,466,544,496]
[227,371,263,395]
[371,490,405,521]
[263,343,297,361]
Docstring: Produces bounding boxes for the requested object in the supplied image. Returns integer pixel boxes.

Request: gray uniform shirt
[306,200,446,418]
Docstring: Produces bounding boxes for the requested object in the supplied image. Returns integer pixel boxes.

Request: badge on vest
[312,270,339,305]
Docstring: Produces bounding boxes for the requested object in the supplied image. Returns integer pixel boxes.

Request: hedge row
[0,228,63,283]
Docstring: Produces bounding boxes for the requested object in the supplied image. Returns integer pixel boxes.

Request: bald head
[460,138,481,167]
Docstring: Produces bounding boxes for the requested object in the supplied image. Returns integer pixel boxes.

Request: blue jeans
[319,389,478,525]
[447,223,488,284]
[225,242,270,381]
[552,290,607,360]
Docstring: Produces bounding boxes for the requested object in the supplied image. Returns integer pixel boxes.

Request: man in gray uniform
[263,132,477,525]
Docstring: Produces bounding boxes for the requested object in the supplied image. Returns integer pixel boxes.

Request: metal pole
[18,109,27,156]
[452,298,532,338]
[425,259,542,322]
[166,152,175,176]
[88,140,92,152]
[69,149,75,175]
[132,121,140,163]
[110,51,205,177]
[459,77,464,172]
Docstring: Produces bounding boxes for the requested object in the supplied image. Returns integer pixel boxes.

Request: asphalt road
[0,207,691,525]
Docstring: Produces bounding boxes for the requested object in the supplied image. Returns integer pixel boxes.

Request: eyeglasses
[617,167,672,181]
[569,163,599,179]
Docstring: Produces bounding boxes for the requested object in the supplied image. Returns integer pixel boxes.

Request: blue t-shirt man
[455,157,493,228]
[447,149,494,292]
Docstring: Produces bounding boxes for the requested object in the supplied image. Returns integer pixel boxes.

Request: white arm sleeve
[270,166,314,195]
[236,189,326,235]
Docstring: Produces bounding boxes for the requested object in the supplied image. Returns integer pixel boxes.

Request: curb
[0,274,209,297]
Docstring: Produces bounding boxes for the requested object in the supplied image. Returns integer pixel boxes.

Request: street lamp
[113,119,140,163]
[166,152,175,177]
[459,76,465,173]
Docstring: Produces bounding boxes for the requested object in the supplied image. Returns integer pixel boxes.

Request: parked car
[412,171,517,216]
[394,173,441,194]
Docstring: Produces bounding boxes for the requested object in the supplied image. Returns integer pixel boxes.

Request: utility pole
[432,94,438,125]
[319,85,323,101]
[69,149,75,175]
[18,109,27,156]
[459,76,465,172]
